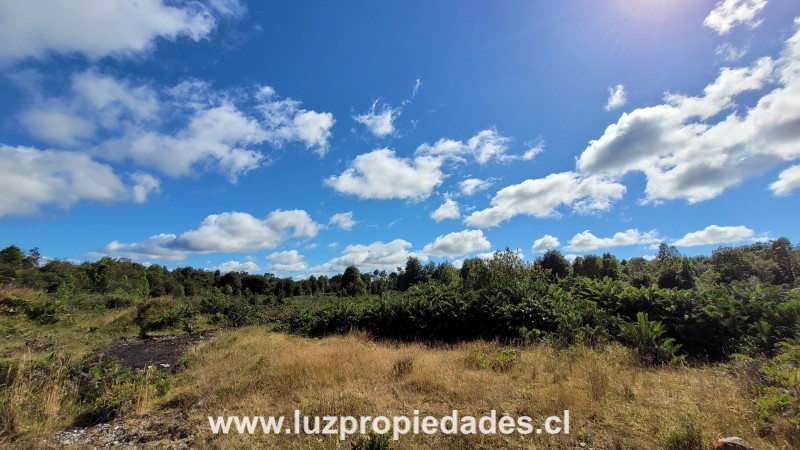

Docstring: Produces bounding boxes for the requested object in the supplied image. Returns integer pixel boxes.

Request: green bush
[200,288,229,315]
[104,294,134,309]
[134,297,186,337]
[465,350,489,370]
[619,312,683,366]
[0,295,62,324]
[490,348,518,373]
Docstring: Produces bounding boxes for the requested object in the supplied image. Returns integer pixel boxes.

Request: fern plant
[620,312,683,365]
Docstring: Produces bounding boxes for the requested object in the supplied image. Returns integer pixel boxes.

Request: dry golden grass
[158,328,776,449]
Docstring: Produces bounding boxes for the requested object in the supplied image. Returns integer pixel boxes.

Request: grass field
[160,328,771,449]
[0,284,793,449]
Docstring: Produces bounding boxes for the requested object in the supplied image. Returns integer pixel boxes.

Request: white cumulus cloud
[0,0,243,63]
[313,239,425,273]
[431,198,461,222]
[673,225,755,247]
[704,0,768,35]
[423,230,491,258]
[459,178,494,196]
[0,145,148,217]
[531,235,560,253]
[325,149,444,201]
[209,260,261,274]
[266,250,308,272]
[329,212,356,230]
[565,229,662,252]
[19,72,335,181]
[770,164,800,196]
[130,172,160,203]
[521,143,544,161]
[102,209,321,260]
[576,25,800,205]
[415,129,515,165]
[353,100,400,137]
[464,172,626,228]
[266,250,305,264]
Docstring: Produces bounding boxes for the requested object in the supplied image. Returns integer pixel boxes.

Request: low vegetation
[0,239,798,448]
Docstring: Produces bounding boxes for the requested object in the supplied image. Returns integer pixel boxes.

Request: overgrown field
[1,240,799,448]
[174,329,786,449]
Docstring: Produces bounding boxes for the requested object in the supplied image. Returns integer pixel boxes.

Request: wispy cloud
[704,0,768,35]
[605,84,627,111]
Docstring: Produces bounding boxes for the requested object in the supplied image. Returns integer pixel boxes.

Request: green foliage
[0,246,29,284]
[200,288,229,315]
[490,348,518,373]
[1,239,798,365]
[459,257,489,292]
[71,357,170,426]
[221,298,269,327]
[0,295,63,324]
[742,340,800,423]
[134,297,187,337]
[619,312,683,365]
[103,294,135,309]
[398,257,426,291]
[539,249,570,282]
[465,350,489,370]
[0,296,28,315]
[623,256,653,288]
[342,266,367,297]
[464,349,517,372]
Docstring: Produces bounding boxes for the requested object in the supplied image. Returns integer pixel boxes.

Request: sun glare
[614,0,692,23]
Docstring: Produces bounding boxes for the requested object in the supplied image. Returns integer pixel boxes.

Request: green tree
[772,237,796,285]
[656,242,681,262]
[573,255,602,279]
[0,245,27,283]
[487,248,527,289]
[432,262,460,286]
[460,257,489,291]
[399,257,425,291]
[600,253,621,280]
[539,250,569,282]
[623,257,653,288]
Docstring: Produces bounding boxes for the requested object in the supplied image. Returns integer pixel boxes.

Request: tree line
[1,238,799,362]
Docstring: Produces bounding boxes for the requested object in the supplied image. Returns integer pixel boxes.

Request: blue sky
[1,0,799,276]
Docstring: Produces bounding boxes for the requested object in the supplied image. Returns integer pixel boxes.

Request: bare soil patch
[97,332,214,371]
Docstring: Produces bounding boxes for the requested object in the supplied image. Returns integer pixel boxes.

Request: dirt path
[97,331,214,370]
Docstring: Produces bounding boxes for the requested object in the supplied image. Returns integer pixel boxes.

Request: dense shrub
[0,295,62,324]
[134,297,188,337]
[619,312,683,366]
[104,294,135,309]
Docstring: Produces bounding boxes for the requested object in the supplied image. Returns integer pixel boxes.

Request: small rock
[714,437,754,450]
